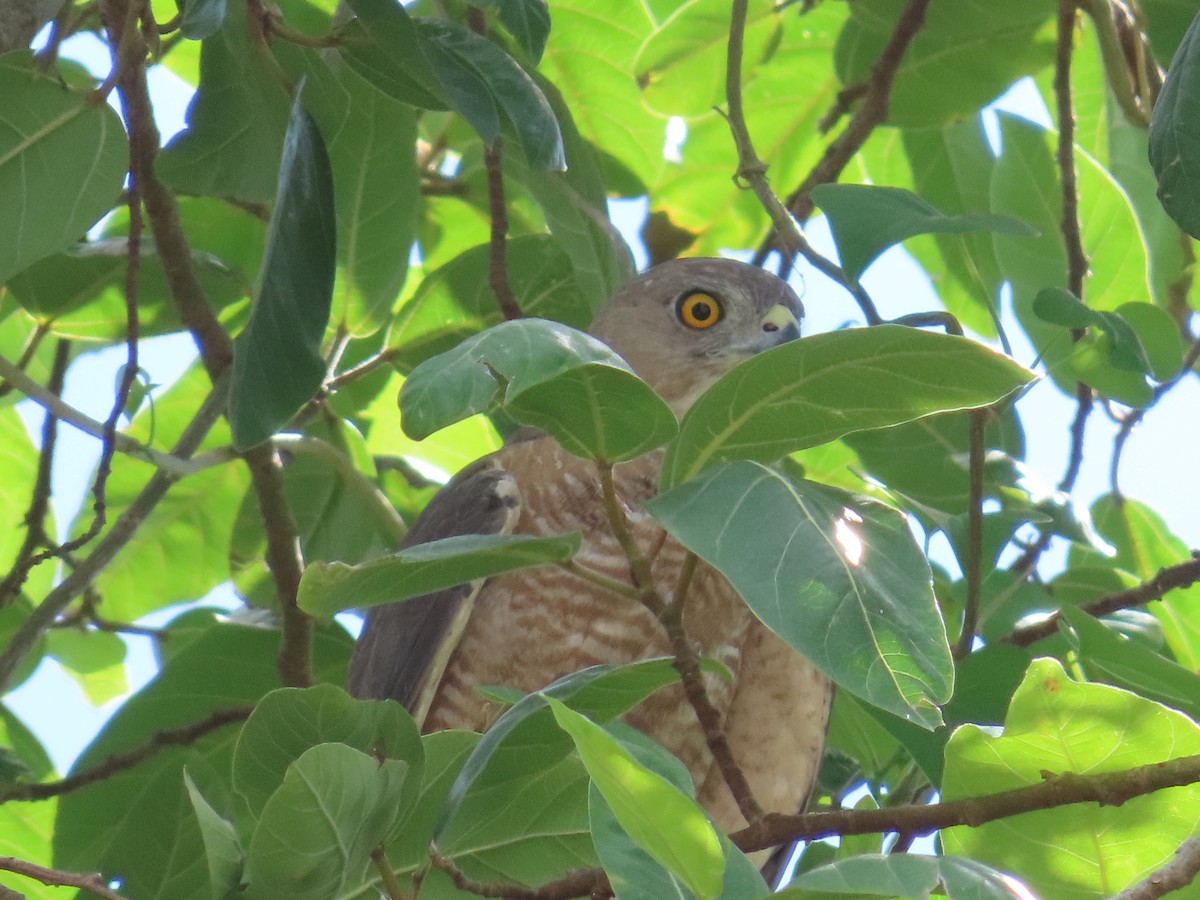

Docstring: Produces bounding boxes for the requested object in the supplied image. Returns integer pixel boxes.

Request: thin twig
[723,0,881,325]
[0,355,230,477]
[1004,553,1200,647]
[117,34,312,688]
[0,857,126,900]
[0,341,70,607]
[1077,0,1152,125]
[954,410,986,660]
[0,320,49,400]
[429,854,606,900]
[755,0,931,264]
[596,463,763,826]
[370,848,408,900]
[1111,337,1200,496]
[0,382,227,694]
[1115,836,1200,900]
[0,706,251,802]
[1056,0,1088,300]
[326,347,404,393]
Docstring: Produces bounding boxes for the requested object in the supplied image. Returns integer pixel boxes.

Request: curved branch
[1003,553,1200,647]
[0,857,126,900]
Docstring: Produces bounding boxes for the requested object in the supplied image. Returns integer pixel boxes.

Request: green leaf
[504,79,636,313]
[472,0,550,63]
[0,800,57,900]
[180,0,228,39]
[157,3,291,203]
[289,51,419,337]
[634,0,780,119]
[1080,495,1200,671]
[1149,9,1200,238]
[439,659,710,851]
[399,318,678,462]
[244,743,409,899]
[52,621,353,898]
[779,853,1029,898]
[1062,607,1200,722]
[0,52,127,286]
[297,532,582,617]
[417,19,565,171]
[811,183,1035,283]
[991,114,1153,392]
[942,658,1200,899]
[900,117,1007,337]
[1117,302,1185,380]
[338,0,447,110]
[546,698,725,899]
[648,462,952,727]
[183,770,244,899]
[1141,0,1198,64]
[386,234,591,372]
[45,629,128,707]
[661,326,1032,489]
[229,94,336,450]
[232,684,423,818]
[834,0,1055,127]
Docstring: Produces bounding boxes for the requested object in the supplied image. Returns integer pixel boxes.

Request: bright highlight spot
[664,116,687,163]
[835,509,864,566]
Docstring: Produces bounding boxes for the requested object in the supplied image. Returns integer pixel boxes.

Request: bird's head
[589,257,803,415]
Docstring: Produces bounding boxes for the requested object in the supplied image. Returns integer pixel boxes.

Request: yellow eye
[677,292,722,329]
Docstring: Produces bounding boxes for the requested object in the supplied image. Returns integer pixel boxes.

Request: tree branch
[596,463,763,827]
[724,0,881,325]
[731,752,1200,852]
[0,857,126,900]
[1004,553,1200,647]
[116,24,312,687]
[0,706,251,803]
[1114,836,1200,900]
[521,752,1200,900]
[953,409,986,659]
[429,854,607,900]
[768,0,932,236]
[0,382,228,694]
[0,354,224,477]
[0,340,70,608]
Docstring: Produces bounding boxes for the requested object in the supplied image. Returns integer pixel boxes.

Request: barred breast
[423,437,831,834]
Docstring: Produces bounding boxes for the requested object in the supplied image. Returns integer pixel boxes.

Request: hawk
[349,257,832,836]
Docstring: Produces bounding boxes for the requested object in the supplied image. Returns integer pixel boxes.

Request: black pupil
[691,300,713,321]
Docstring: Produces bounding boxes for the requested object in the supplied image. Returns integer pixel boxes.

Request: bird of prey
[349,257,832,835]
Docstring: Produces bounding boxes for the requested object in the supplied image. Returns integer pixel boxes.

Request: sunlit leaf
[648,461,952,727]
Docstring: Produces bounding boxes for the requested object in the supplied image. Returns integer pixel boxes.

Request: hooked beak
[758,303,801,349]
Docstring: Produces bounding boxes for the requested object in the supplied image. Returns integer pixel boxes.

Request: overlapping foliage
[1,0,1199,898]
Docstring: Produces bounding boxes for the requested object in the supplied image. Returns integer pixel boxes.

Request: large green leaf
[437,660,705,851]
[399,318,678,462]
[289,51,419,337]
[417,19,565,171]
[337,0,446,110]
[52,621,353,900]
[1149,8,1200,238]
[244,743,409,899]
[647,462,952,727]
[634,0,780,119]
[297,533,582,617]
[0,800,57,900]
[811,183,1035,283]
[661,326,1032,489]
[386,235,590,372]
[1062,607,1200,722]
[651,5,844,253]
[157,3,291,203]
[471,0,550,63]
[990,114,1152,391]
[942,658,1200,899]
[180,0,228,39]
[779,853,1029,898]
[229,95,336,450]
[834,0,1055,127]
[0,52,127,286]
[183,770,244,899]
[231,685,422,817]
[547,699,725,899]
[900,117,1007,337]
